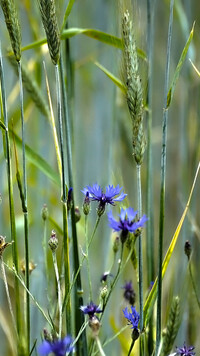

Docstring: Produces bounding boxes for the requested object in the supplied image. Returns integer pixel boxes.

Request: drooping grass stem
[156,1,174,354]
[18,60,30,353]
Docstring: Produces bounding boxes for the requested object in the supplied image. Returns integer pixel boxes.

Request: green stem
[0,43,22,351]
[0,256,17,336]
[127,340,135,356]
[55,63,71,334]
[188,260,200,310]
[95,336,106,356]
[136,164,144,356]
[18,60,30,353]
[52,251,62,338]
[156,1,174,354]
[85,215,93,300]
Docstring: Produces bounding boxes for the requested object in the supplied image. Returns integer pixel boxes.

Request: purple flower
[38,335,74,356]
[108,207,147,242]
[80,301,102,318]
[123,306,140,330]
[122,281,136,305]
[82,183,127,216]
[175,343,195,356]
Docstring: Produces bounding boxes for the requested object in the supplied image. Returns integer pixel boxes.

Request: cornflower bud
[83,191,91,215]
[41,204,49,221]
[184,240,192,260]
[48,230,58,252]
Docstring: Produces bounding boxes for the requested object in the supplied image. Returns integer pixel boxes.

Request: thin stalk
[127,340,135,356]
[95,337,106,356]
[18,60,30,353]
[136,164,144,356]
[145,4,155,351]
[146,0,156,289]
[101,243,124,314]
[52,251,62,338]
[188,260,200,310]
[0,256,17,336]
[62,216,101,312]
[85,215,93,300]
[0,44,22,346]
[55,63,71,334]
[89,244,124,356]
[156,1,174,354]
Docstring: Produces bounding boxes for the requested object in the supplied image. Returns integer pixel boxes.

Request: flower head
[80,301,102,318]
[175,343,195,356]
[108,207,147,242]
[122,281,136,305]
[38,335,74,356]
[82,183,127,216]
[123,306,140,330]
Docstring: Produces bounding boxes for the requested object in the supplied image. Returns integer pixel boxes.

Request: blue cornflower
[175,343,195,356]
[123,306,140,330]
[82,183,127,216]
[122,281,136,305]
[80,301,103,318]
[38,335,74,356]
[108,207,147,242]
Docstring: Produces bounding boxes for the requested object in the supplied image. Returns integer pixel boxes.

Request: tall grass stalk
[0,44,22,350]
[156,0,174,354]
[136,164,144,356]
[52,251,62,338]
[146,0,156,352]
[85,215,93,300]
[18,59,30,354]
[0,255,17,336]
[55,63,72,336]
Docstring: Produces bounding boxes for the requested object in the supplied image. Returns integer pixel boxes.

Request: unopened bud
[184,240,192,260]
[75,206,81,223]
[48,230,58,252]
[41,204,49,221]
[113,236,120,253]
[67,188,73,211]
[83,191,90,215]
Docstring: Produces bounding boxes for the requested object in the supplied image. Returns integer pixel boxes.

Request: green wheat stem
[52,251,62,338]
[136,164,144,356]
[55,63,71,335]
[156,1,174,354]
[18,60,30,353]
[60,49,87,355]
[0,43,22,345]
[85,215,93,300]
[146,2,156,353]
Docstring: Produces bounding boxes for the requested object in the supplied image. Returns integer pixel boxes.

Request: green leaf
[18,28,146,60]
[94,61,126,92]
[143,162,200,327]
[166,22,195,108]
[61,0,76,34]
[0,119,6,131]
[11,131,60,186]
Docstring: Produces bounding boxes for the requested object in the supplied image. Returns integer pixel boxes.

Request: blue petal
[38,340,52,355]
